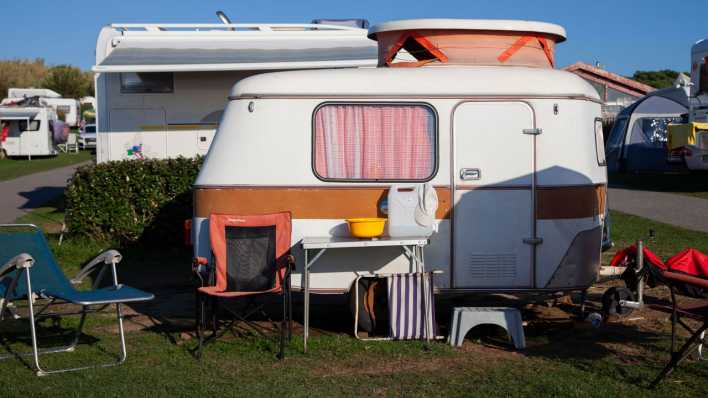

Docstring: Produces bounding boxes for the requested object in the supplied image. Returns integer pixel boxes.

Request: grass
[1,204,707,397]
[609,172,708,201]
[0,151,92,181]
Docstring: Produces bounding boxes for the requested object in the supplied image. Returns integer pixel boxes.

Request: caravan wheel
[0,149,5,160]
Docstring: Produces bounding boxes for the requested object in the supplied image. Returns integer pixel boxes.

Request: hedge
[65,157,203,245]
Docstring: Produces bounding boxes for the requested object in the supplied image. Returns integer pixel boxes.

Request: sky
[0,0,704,76]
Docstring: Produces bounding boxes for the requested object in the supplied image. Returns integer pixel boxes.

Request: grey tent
[605,87,689,173]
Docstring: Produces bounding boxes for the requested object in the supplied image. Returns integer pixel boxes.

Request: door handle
[459,168,481,180]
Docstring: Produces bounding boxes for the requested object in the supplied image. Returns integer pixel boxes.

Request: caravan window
[594,119,606,166]
[18,120,40,131]
[313,103,437,182]
[120,72,174,94]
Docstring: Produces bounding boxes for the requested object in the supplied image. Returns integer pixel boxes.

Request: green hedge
[65,157,202,244]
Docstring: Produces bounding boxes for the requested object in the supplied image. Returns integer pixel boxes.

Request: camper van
[7,88,81,127]
[0,105,59,158]
[192,19,608,294]
[92,14,378,163]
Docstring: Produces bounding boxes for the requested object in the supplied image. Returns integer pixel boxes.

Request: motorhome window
[313,103,437,181]
[18,120,40,131]
[120,72,174,94]
[57,105,71,114]
[701,63,708,95]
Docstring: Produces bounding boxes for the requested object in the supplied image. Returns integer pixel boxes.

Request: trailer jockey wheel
[601,287,635,318]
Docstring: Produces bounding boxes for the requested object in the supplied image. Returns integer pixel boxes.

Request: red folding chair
[193,212,294,359]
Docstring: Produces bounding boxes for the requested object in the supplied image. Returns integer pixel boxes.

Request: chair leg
[278,292,286,360]
[196,292,205,359]
[287,274,293,342]
[650,322,708,388]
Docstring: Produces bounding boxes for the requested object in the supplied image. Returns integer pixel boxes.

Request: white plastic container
[387,183,437,238]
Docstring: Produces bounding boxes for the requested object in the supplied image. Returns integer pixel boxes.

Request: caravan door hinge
[523,237,543,245]
[522,128,542,135]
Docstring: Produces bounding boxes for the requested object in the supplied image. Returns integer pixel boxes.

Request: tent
[605,87,689,173]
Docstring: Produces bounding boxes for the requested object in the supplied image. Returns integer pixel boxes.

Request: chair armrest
[662,271,708,290]
[0,253,34,278]
[71,249,122,286]
[193,256,213,287]
[287,255,296,271]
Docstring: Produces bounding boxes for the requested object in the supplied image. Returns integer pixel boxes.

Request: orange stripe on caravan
[194,187,453,220]
[194,184,606,220]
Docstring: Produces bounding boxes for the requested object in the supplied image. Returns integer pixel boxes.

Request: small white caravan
[92,13,378,163]
[0,105,59,158]
[193,19,608,294]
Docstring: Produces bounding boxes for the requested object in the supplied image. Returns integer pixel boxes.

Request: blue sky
[0,0,704,76]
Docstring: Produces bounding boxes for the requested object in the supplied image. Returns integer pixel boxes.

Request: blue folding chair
[0,224,154,376]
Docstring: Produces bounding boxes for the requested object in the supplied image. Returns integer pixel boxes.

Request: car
[78,123,96,150]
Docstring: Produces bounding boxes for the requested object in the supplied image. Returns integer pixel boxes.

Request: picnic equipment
[0,224,154,376]
[345,218,386,238]
[193,212,294,359]
[603,241,707,387]
[448,307,525,350]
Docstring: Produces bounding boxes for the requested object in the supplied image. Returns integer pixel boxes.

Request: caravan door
[452,102,535,289]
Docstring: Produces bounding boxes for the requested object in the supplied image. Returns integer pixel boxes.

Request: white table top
[301,236,429,249]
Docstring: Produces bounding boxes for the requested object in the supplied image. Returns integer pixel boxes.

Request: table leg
[304,249,309,353]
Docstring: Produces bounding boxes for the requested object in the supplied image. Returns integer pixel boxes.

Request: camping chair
[193,212,294,359]
[648,270,708,388]
[0,224,154,376]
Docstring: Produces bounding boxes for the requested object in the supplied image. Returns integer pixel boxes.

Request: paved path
[0,162,90,223]
[608,187,708,233]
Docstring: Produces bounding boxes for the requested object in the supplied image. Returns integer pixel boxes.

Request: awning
[93,45,378,73]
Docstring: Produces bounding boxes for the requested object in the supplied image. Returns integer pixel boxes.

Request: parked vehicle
[92,12,378,163]
[193,19,608,294]
[6,88,81,127]
[79,123,97,149]
[0,103,60,158]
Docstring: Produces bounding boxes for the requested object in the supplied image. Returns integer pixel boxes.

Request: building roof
[563,61,655,98]
[229,66,599,99]
[368,19,567,42]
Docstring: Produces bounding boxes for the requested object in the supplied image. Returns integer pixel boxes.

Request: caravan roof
[229,66,599,99]
[93,23,378,73]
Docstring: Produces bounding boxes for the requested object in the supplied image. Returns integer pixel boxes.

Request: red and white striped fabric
[314,104,434,180]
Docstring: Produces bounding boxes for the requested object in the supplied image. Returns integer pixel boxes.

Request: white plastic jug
[387,183,438,238]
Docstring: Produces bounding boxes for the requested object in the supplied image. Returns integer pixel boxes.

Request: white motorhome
[0,105,59,158]
[193,19,608,294]
[92,15,378,163]
[6,88,81,127]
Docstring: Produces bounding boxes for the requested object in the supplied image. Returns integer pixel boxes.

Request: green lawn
[0,151,92,181]
[1,206,706,397]
[609,172,708,201]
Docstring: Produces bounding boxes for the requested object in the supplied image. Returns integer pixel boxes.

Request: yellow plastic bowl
[345,218,387,238]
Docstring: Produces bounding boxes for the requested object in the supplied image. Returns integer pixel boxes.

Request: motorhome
[92,14,378,163]
[6,89,81,127]
[0,103,59,158]
[193,19,608,294]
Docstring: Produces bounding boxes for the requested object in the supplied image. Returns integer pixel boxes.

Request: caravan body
[6,89,81,127]
[92,20,378,163]
[0,106,58,157]
[193,19,608,294]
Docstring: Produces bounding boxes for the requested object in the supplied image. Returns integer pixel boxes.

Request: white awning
[93,44,378,73]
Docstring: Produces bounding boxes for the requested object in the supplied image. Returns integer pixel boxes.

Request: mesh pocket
[225,226,276,292]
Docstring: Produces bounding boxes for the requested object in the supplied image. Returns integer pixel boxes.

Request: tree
[0,58,48,98]
[41,65,93,99]
[630,70,687,89]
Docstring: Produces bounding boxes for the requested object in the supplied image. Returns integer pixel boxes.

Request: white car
[78,124,96,150]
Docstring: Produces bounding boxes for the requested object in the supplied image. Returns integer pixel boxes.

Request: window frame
[311,101,439,183]
[594,117,606,166]
[119,72,174,94]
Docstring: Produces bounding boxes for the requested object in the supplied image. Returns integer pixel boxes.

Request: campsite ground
[0,151,92,181]
[1,203,707,397]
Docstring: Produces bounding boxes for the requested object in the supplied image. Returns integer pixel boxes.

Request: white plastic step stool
[448,307,526,349]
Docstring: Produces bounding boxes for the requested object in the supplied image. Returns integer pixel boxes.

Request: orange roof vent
[368,19,567,69]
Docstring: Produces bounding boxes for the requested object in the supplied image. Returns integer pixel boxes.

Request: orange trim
[497,35,554,67]
[496,36,534,63]
[385,32,449,66]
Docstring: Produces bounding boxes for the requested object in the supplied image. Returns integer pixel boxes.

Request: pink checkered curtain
[314,104,434,180]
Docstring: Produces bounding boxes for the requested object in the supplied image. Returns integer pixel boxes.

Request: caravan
[193,19,608,294]
[6,88,81,127]
[92,14,378,163]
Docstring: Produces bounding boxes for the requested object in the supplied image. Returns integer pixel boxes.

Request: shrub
[65,157,202,245]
